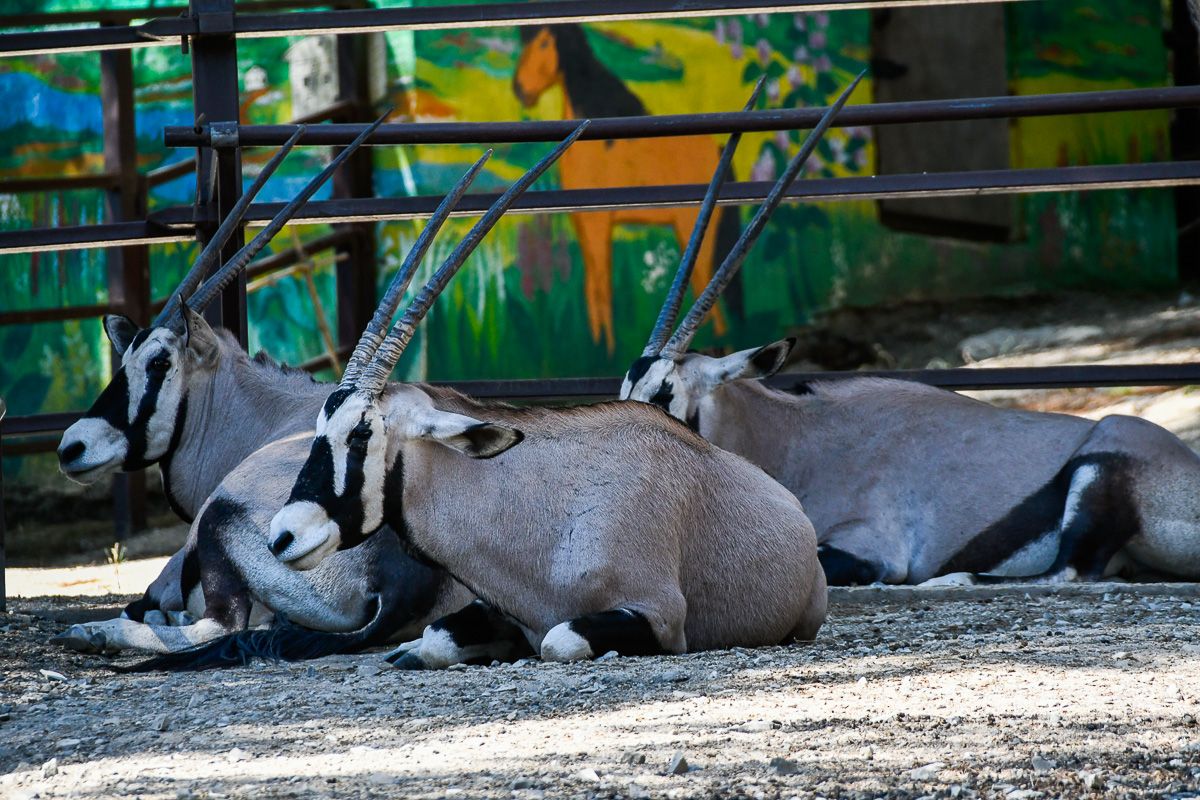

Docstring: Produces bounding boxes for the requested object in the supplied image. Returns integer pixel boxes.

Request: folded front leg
[387,600,532,670]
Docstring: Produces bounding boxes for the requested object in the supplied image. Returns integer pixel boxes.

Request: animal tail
[712,188,745,324]
[116,596,391,673]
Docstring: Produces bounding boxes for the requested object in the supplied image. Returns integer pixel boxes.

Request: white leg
[51,618,228,655]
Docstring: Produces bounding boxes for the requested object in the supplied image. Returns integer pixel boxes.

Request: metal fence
[0,0,1198,610]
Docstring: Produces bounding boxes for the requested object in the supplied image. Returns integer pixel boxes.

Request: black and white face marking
[619,339,796,432]
[57,315,192,483]
[271,384,525,572]
[270,389,390,570]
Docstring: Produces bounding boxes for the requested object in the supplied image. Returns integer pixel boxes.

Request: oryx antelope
[620,83,1200,587]
[101,125,588,672]
[52,117,482,665]
[265,85,850,668]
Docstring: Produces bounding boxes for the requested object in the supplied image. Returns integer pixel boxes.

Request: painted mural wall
[0,0,1177,485]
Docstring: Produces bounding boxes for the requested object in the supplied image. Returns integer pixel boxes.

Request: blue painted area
[0,71,101,135]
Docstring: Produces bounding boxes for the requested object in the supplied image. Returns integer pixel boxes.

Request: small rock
[1006,790,1042,800]
[595,651,619,662]
[769,757,800,775]
[38,670,67,682]
[152,714,170,733]
[660,669,689,683]
[575,768,600,782]
[1031,755,1056,773]
[1078,771,1104,791]
[667,751,690,775]
[55,738,81,750]
[622,750,647,765]
[306,665,318,678]
[909,762,945,781]
[227,747,249,762]
[737,720,772,733]
[357,664,383,678]
[41,758,58,778]
[511,778,537,790]
[860,746,875,761]
[856,676,867,687]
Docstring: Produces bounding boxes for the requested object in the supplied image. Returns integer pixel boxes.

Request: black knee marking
[566,608,665,658]
[196,499,253,630]
[121,594,155,623]
[818,546,884,586]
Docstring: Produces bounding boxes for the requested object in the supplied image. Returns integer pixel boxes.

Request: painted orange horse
[514,24,741,353]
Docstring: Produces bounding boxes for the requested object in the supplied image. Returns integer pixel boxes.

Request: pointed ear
[412,408,524,459]
[103,314,140,355]
[708,338,796,385]
[181,304,220,363]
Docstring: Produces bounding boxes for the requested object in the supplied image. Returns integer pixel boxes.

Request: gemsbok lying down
[264,81,861,668]
[97,127,587,672]
[620,91,1200,588]
[51,116,487,663]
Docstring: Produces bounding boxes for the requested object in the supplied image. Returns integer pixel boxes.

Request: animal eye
[148,357,170,373]
[347,422,371,447]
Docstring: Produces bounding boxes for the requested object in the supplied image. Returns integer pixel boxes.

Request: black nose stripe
[269,531,295,557]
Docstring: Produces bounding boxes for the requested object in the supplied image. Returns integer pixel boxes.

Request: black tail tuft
[117,597,388,673]
[713,202,744,324]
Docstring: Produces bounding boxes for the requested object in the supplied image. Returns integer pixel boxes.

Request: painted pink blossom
[730,41,744,59]
[774,129,791,151]
[815,54,832,72]
[729,18,743,43]
[814,12,830,27]
[767,78,782,102]
[809,31,827,51]
[793,45,810,63]
[787,64,803,87]
[756,38,771,65]
[793,13,807,30]
[750,149,777,181]
[715,19,726,44]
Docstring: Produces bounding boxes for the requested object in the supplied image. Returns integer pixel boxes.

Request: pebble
[41,758,58,778]
[622,751,647,765]
[152,714,171,732]
[909,762,944,781]
[1031,755,1056,773]
[667,751,690,775]
[737,720,772,733]
[769,757,801,775]
[511,777,538,790]
[227,747,249,762]
[1006,790,1042,800]
[574,768,600,783]
[38,670,67,682]
[660,669,689,683]
[595,651,619,662]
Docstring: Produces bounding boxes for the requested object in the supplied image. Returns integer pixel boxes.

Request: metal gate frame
[0,0,1197,610]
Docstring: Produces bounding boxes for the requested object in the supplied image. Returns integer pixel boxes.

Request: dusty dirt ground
[5,583,1200,799]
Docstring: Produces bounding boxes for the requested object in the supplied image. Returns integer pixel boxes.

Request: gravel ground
[4,583,1200,799]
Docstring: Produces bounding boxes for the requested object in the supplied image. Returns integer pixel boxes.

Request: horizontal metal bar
[246,230,354,280]
[7,362,1199,445]
[146,158,196,187]
[1,412,80,437]
[0,0,361,29]
[0,173,119,194]
[441,363,1200,399]
[168,86,1200,148]
[0,222,192,256]
[0,304,113,326]
[8,162,1197,256]
[150,161,1200,227]
[0,0,1034,58]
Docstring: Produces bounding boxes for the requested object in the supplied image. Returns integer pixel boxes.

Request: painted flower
[793,45,810,64]
[751,148,778,181]
[787,64,803,88]
[854,147,870,170]
[774,129,790,151]
[809,31,827,51]
[757,38,772,65]
[715,19,726,44]
[729,18,743,44]
[814,12,830,28]
[768,78,782,102]
[815,54,832,72]
[793,13,807,31]
[731,41,744,59]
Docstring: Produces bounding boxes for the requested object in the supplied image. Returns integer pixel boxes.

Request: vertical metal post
[333,30,377,356]
[190,0,247,345]
[101,29,148,538]
[1173,0,1200,282]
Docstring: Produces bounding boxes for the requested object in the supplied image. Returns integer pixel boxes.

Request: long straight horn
[186,110,391,314]
[661,72,864,359]
[356,120,590,395]
[339,150,492,388]
[155,126,306,327]
[642,76,765,358]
